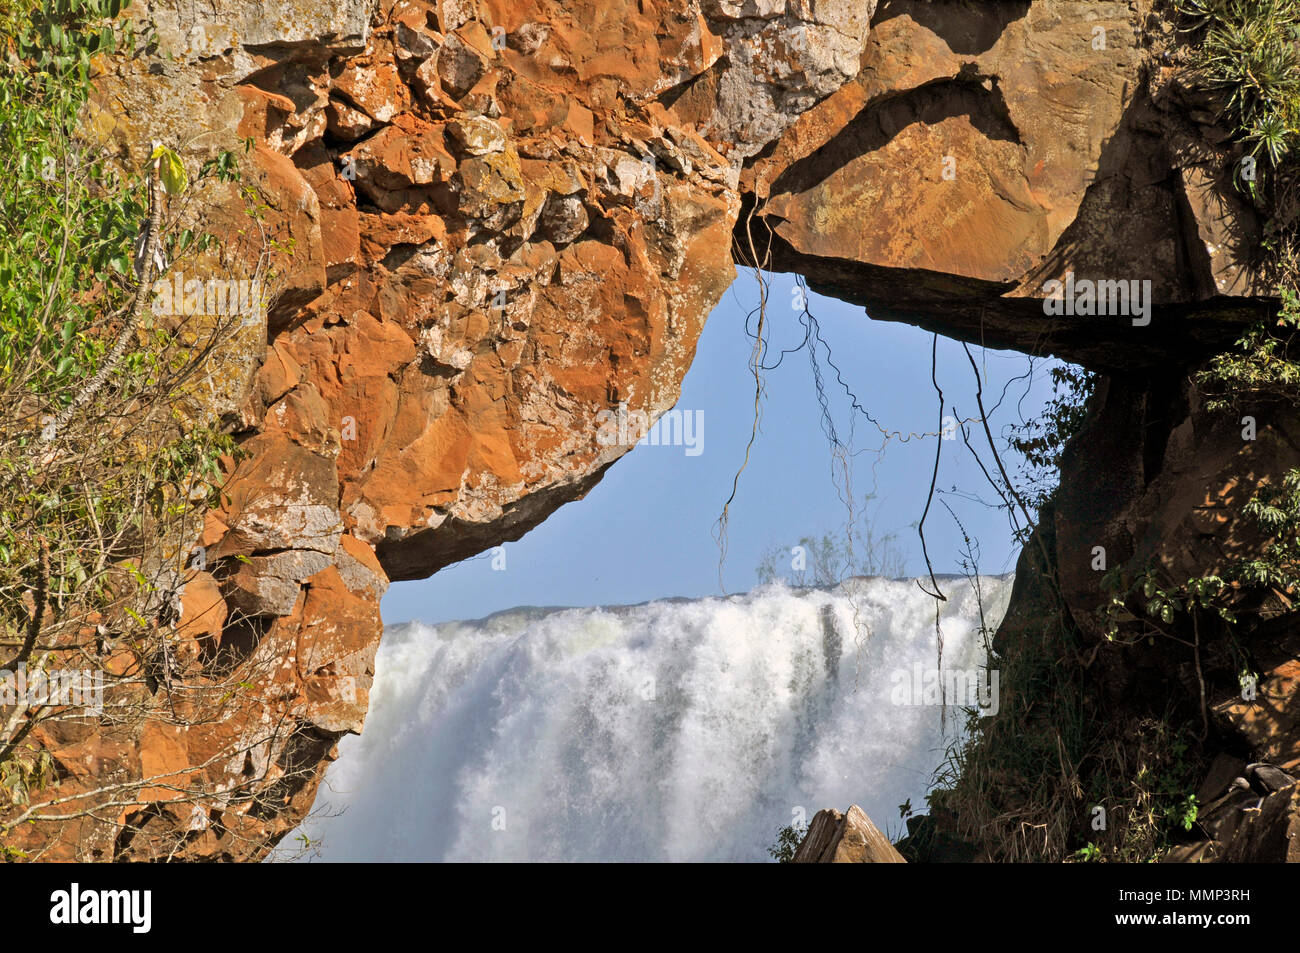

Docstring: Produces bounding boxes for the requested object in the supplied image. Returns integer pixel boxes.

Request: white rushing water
[288,574,1012,862]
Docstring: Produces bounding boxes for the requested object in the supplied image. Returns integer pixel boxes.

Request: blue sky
[382,270,1065,625]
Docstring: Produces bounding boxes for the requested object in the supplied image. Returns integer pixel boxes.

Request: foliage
[0,0,234,645]
[1175,0,1300,171]
[928,602,1092,862]
[923,2,1300,865]
[1100,568,1235,642]
[1,1,139,391]
[932,633,1205,863]
[1236,467,1300,592]
[1071,842,1102,861]
[766,821,807,863]
[1097,467,1300,655]
[1175,0,1300,301]
[0,748,55,808]
[1195,287,1300,411]
[0,0,275,857]
[1005,364,1094,523]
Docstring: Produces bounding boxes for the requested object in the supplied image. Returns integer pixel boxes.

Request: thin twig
[917,334,947,601]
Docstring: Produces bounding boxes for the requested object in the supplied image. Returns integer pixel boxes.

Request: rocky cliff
[12,0,1298,860]
[16,0,879,861]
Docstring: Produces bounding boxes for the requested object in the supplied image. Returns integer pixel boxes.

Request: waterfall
[286,574,1012,862]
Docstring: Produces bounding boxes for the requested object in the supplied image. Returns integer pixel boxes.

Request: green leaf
[153,146,188,196]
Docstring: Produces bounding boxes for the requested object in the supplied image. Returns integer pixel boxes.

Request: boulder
[792,806,906,863]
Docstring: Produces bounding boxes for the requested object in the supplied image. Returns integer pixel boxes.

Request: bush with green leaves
[1005,364,1094,525]
[932,624,1206,864]
[1195,287,1300,412]
[1174,0,1300,630]
[1237,467,1300,591]
[0,0,252,836]
[766,821,807,863]
[1177,0,1300,161]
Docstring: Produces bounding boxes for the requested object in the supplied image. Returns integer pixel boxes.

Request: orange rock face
[13,0,873,860]
[745,0,1267,370]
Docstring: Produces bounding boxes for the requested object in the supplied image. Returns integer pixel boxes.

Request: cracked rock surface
[20,0,1291,863]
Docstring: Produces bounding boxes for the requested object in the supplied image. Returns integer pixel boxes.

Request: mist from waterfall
[286,574,1013,862]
